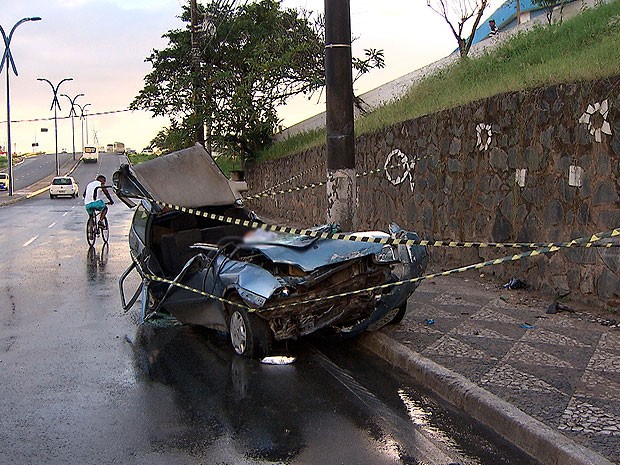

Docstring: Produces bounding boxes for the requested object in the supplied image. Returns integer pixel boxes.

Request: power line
[0,107,135,124]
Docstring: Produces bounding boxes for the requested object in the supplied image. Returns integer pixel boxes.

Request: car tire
[387,302,408,325]
[229,305,272,358]
[49,193,55,199]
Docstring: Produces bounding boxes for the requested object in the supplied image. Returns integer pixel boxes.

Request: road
[0,153,536,464]
[0,152,76,195]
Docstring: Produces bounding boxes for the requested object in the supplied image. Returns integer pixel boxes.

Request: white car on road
[49,176,79,199]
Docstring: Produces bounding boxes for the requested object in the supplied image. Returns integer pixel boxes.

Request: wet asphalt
[0,154,536,464]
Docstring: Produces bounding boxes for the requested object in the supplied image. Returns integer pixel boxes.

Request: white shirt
[84,180,105,205]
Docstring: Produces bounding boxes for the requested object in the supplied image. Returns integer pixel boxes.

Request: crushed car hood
[241,233,386,272]
[114,144,239,207]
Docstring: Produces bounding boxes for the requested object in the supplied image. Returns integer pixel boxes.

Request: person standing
[488,19,498,37]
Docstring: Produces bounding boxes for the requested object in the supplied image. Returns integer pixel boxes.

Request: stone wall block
[597,268,620,303]
[543,199,564,226]
[593,209,620,230]
[489,147,508,172]
[598,248,620,275]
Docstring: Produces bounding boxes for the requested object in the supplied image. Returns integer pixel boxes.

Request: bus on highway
[82,146,99,163]
[113,142,125,154]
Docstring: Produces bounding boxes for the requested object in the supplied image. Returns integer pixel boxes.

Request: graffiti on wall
[384,149,416,192]
[579,99,613,143]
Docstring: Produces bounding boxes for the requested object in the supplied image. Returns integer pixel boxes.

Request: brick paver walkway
[381,272,620,463]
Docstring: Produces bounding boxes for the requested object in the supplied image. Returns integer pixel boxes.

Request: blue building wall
[472,0,561,44]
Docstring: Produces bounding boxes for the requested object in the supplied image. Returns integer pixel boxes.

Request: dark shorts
[85,200,106,215]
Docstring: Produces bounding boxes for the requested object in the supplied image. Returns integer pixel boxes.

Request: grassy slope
[259,0,620,161]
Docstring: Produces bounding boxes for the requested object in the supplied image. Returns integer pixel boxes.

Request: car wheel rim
[230,311,247,355]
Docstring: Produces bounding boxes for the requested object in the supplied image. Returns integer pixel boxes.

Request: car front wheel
[229,306,272,358]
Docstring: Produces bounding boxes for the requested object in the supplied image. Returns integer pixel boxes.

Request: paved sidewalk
[362,271,620,464]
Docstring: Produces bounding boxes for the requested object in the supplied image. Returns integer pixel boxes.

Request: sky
[0,0,502,155]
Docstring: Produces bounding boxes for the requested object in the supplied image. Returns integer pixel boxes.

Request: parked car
[0,172,8,191]
[49,176,79,198]
[114,144,429,358]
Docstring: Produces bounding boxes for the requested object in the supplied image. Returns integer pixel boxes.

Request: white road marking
[48,222,56,229]
[23,236,39,247]
[63,212,68,217]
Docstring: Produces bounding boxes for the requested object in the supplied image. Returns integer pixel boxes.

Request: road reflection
[86,243,108,282]
[131,323,305,462]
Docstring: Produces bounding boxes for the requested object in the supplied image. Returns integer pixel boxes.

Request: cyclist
[84,174,114,226]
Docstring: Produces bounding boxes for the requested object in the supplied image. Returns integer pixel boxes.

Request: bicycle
[86,207,110,247]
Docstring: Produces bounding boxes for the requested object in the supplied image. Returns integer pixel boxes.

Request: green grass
[259,0,620,160]
[214,155,245,176]
[128,153,159,165]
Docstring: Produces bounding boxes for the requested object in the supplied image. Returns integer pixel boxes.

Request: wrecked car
[114,144,429,358]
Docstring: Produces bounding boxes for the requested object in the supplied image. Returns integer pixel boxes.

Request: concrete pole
[325,0,356,231]
[190,0,205,146]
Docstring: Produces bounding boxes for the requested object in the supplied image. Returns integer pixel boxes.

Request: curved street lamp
[76,102,91,154]
[0,16,42,196]
[61,93,84,161]
[37,77,73,175]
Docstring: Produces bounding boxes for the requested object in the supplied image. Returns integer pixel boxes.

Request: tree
[133,0,383,159]
[427,0,490,57]
[532,0,568,24]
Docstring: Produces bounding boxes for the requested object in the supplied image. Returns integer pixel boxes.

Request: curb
[357,331,615,465]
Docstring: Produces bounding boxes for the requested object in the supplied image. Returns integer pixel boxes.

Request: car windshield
[52,178,72,185]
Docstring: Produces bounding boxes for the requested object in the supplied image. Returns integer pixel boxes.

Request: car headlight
[373,245,397,264]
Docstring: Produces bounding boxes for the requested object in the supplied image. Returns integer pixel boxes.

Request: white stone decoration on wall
[476,123,493,151]
[578,99,612,143]
[384,149,416,192]
[515,168,527,188]
[569,165,584,187]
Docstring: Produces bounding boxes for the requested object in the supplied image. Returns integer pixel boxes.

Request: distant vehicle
[113,142,125,154]
[61,148,68,154]
[49,176,79,199]
[127,148,137,155]
[82,146,99,163]
[106,144,114,153]
[142,147,154,154]
[0,172,9,191]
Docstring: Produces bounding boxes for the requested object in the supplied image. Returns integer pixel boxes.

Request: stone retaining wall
[247,76,620,308]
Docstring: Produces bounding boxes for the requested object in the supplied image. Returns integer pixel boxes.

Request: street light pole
[76,102,90,155]
[0,16,42,196]
[37,77,73,176]
[61,93,83,161]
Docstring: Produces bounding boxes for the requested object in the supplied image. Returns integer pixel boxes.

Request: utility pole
[190,0,205,146]
[325,0,355,231]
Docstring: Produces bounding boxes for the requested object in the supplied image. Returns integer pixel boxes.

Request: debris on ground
[424,319,435,325]
[503,277,529,290]
[520,323,536,329]
[546,300,576,314]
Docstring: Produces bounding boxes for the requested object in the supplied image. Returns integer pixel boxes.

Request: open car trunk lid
[113,144,239,208]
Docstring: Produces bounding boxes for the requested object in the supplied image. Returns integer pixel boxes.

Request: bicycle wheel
[86,215,97,247]
[100,218,110,244]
